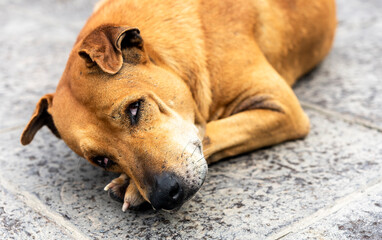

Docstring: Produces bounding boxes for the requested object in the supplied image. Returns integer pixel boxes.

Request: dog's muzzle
[149,168,207,210]
[148,138,208,210]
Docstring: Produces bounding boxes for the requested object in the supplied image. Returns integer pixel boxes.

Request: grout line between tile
[267,176,382,240]
[0,175,91,240]
[300,101,382,132]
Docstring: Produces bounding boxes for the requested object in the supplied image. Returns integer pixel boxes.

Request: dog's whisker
[189,159,208,177]
[201,146,211,153]
[192,158,208,168]
[197,156,207,163]
[190,144,198,158]
[180,140,192,157]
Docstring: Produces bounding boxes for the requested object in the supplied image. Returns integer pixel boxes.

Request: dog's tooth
[122,202,129,212]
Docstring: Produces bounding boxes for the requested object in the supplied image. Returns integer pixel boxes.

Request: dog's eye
[92,156,114,168]
[127,100,141,125]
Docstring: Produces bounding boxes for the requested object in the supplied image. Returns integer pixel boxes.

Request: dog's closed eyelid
[90,155,116,168]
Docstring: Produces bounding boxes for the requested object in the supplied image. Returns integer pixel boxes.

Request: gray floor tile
[1,109,381,239]
[284,183,382,240]
[294,0,382,127]
[0,184,73,239]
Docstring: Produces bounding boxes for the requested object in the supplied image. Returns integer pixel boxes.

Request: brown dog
[21,0,336,211]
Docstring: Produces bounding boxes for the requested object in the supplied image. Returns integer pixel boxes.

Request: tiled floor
[1,0,381,239]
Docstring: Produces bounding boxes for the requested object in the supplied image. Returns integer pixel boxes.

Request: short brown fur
[22,0,336,210]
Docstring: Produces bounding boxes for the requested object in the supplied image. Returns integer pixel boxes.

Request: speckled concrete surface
[1,0,382,239]
[0,184,73,239]
[283,184,382,240]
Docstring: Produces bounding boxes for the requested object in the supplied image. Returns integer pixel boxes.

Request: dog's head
[21,25,208,210]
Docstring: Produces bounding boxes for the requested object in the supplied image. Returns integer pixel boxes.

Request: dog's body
[22,0,336,211]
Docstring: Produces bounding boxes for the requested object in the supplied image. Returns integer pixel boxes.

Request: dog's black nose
[149,173,184,210]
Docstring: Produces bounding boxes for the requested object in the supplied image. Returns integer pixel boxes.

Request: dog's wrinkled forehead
[68,65,146,108]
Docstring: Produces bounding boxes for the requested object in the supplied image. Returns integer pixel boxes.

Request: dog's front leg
[104,173,145,211]
[203,71,310,164]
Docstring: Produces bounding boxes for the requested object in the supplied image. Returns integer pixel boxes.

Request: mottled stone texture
[284,185,382,240]
[1,0,381,239]
[0,185,72,239]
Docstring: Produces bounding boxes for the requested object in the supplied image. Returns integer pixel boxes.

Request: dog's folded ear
[78,25,144,74]
[21,94,60,145]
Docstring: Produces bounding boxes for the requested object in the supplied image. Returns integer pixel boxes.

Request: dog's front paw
[104,173,145,212]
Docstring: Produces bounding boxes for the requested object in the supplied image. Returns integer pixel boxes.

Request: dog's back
[87,0,336,86]
[252,0,337,84]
